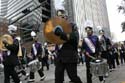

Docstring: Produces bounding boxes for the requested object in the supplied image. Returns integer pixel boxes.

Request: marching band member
[120,44,125,64]
[81,21,105,83]
[107,44,116,70]
[112,43,120,67]
[41,42,49,71]
[2,25,22,83]
[54,10,83,83]
[98,29,112,71]
[28,31,45,82]
[98,29,112,59]
[17,42,29,80]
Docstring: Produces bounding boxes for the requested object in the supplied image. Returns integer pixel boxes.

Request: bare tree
[118,0,125,13]
[118,0,125,32]
[121,21,125,32]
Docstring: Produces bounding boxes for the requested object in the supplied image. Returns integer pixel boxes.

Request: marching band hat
[99,29,104,33]
[85,26,93,30]
[31,31,38,41]
[44,42,47,46]
[31,31,36,37]
[84,20,93,30]
[97,26,102,30]
[16,36,21,41]
[8,25,17,34]
[56,9,68,19]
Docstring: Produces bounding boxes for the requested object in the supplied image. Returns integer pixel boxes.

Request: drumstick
[85,52,96,60]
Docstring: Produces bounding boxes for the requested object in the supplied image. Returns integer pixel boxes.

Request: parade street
[0,64,125,83]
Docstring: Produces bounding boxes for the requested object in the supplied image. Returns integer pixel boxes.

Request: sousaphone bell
[0,34,13,51]
[43,17,72,44]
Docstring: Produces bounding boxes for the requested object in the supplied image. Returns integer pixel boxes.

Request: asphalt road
[0,63,125,83]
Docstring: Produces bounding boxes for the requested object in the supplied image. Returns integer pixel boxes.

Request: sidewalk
[39,64,87,83]
[41,64,125,83]
[92,64,125,83]
[1,63,125,83]
[105,64,125,83]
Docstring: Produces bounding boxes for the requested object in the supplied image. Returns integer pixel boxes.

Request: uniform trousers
[85,55,103,83]
[55,60,82,83]
[4,65,20,83]
[29,68,44,79]
[114,53,120,66]
[42,57,49,70]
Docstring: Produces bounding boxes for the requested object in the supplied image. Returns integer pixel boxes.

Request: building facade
[64,0,110,38]
[0,0,8,17]
[0,0,52,52]
[64,0,74,22]
[51,0,56,17]
[0,0,9,36]
[4,0,51,43]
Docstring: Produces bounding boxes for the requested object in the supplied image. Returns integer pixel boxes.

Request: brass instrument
[43,16,72,44]
[17,41,22,57]
[0,34,13,51]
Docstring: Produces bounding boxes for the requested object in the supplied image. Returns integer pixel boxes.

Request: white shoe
[19,81,22,83]
[26,73,29,77]
[100,80,105,83]
[40,75,46,81]
[105,72,109,77]
[28,79,35,82]
[24,73,29,80]
[18,73,22,78]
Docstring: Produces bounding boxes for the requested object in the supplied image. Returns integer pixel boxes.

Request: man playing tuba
[2,25,22,83]
[54,10,83,83]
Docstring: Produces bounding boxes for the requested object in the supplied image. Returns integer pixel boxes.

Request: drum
[28,59,41,72]
[90,59,108,76]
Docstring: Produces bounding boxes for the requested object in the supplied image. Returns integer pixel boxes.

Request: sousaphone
[43,17,72,44]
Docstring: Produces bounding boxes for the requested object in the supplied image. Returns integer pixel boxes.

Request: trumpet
[0,34,13,51]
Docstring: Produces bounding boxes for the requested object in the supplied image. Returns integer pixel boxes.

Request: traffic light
[22,9,31,14]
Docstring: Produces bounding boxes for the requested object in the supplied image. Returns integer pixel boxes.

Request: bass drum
[28,59,41,72]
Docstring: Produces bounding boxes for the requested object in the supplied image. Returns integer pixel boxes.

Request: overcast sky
[54,0,125,42]
[106,0,125,42]
[54,0,64,10]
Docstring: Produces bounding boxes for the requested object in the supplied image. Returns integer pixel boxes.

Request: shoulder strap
[32,44,37,56]
[84,37,95,53]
